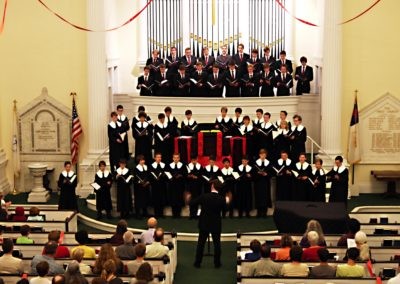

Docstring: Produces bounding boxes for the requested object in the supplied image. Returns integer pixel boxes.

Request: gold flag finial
[70,92,77,97]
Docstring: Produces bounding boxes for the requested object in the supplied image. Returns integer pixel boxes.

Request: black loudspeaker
[273,201,349,234]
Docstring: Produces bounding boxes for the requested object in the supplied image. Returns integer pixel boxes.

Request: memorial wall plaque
[33,111,59,152]
[359,93,400,164]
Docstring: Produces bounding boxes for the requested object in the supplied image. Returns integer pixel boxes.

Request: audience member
[299,220,326,247]
[0,225,3,244]
[248,244,281,277]
[30,261,51,284]
[302,231,323,261]
[310,248,336,278]
[127,243,148,275]
[110,220,128,246]
[71,230,96,259]
[64,260,88,284]
[27,206,44,221]
[93,243,123,275]
[145,228,169,258]
[115,231,136,260]
[0,238,24,274]
[44,230,70,258]
[275,234,293,261]
[16,224,34,244]
[72,248,92,275]
[140,217,157,245]
[337,218,361,247]
[100,259,123,284]
[336,247,365,278]
[12,206,27,222]
[31,241,65,275]
[0,209,7,221]
[16,279,29,284]
[387,262,400,284]
[132,262,154,284]
[244,239,261,261]
[52,274,65,284]
[280,246,309,277]
[91,278,107,284]
[355,231,370,261]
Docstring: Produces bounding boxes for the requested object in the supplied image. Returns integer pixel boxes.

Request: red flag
[71,96,82,165]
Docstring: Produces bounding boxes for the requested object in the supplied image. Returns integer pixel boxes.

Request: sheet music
[164,171,173,180]
[90,182,101,190]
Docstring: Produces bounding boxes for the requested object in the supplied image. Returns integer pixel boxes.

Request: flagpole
[12,100,19,195]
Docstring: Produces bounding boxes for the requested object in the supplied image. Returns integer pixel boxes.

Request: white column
[319,0,342,166]
[79,0,110,198]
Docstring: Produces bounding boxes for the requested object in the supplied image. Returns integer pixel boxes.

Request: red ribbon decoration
[216,132,223,159]
[0,0,8,34]
[36,0,153,32]
[197,132,204,157]
[275,0,383,27]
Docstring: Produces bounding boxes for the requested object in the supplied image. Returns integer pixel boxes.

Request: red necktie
[302,67,305,74]
[240,54,243,61]
[162,73,165,79]
[188,57,191,65]
[205,56,208,65]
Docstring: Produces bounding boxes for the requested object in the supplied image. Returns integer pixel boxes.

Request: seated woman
[275,234,294,261]
[299,219,326,247]
[12,206,27,222]
[100,259,123,284]
[281,246,309,277]
[27,206,44,221]
[302,231,323,261]
[336,248,365,278]
[245,239,261,261]
[93,243,123,275]
[110,219,128,246]
[337,218,360,247]
[355,231,370,261]
[16,225,34,244]
[131,263,154,284]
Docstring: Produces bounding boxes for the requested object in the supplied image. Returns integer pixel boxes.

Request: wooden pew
[236,276,388,284]
[349,212,400,224]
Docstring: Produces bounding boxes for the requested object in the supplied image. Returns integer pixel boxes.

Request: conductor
[191,179,227,268]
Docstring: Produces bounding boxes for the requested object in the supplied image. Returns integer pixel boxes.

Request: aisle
[174,241,237,284]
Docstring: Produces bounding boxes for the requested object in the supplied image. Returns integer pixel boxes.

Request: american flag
[71,95,83,165]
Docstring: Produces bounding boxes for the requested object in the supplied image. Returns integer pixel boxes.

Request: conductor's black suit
[191,190,226,267]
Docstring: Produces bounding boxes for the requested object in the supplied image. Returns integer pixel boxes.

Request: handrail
[83,146,110,171]
[307,135,335,165]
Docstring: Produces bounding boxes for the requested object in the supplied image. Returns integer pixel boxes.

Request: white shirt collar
[96,170,110,178]
[256,159,270,167]
[116,167,129,175]
[291,124,305,131]
[333,165,347,173]
[221,167,233,175]
[296,162,310,170]
[312,168,325,175]
[136,164,148,171]
[188,163,201,170]
[118,114,127,121]
[253,118,262,124]
[217,116,231,123]
[240,124,253,132]
[166,116,175,123]
[277,158,291,166]
[62,170,74,178]
[136,121,149,128]
[234,116,243,123]
[238,164,252,172]
[205,165,219,171]
[169,162,183,169]
[261,121,272,129]
[151,162,165,169]
[109,121,121,128]
[156,121,169,128]
[183,118,195,126]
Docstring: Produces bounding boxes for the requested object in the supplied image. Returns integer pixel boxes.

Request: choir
[136,45,314,97]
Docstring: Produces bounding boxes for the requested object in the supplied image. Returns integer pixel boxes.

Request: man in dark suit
[207,64,224,97]
[191,179,227,268]
[216,45,232,71]
[146,49,164,76]
[165,46,180,75]
[275,64,293,96]
[275,50,293,74]
[199,46,215,74]
[241,64,260,97]
[224,61,241,97]
[294,56,314,95]
[232,43,250,74]
[260,63,275,97]
[154,64,171,96]
[246,49,261,73]
[181,47,197,74]
[259,46,276,71]
[190,62,208,97]
[137,66,154,96]
[173,65,190,96]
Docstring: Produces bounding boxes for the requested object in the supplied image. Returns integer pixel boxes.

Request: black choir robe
[115,167,133,213]
[221,167,236,216]
[239,124,256,161]
[257,122,277,159]
[327,165,349,204]
[186,162,204,218]
[132,114,152,126]
[246,57,262,73]
[232,53,250,74]
[149,162,167,217]
[145,57,164,76]
[290,125,307,161]
[94,170,113,212]
[224,70,241,97]
[165,55,180,74]
[154,121,174,162]
[132,121,153,164]
[173,73,191,96]
[252,118,263,131]
[207,72,224,97]
[273,128,292,160]
[108,121,125,172]
[180,55,197,74]
[241,73,260,97]
[58,170,78,210]
[190,71,208,97]
[117,114,130,161]
[167,162,186,216]
[295,65,313,95]
[154,72,172,96]
[274,158,293,201]
[260,70,275,97]
[292,162,312,201]
[202,164,221,193]
[311,168,326,202]
[253,158,273,213]
[199,55,215,73]
[275,59,293,74]
[137,75,155,96]
[215,116,234,136]
[275,73,293,96]
[180,118,198,137]
[166,115,179,136]
[235,164,253,216]
[134,164,151,216]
